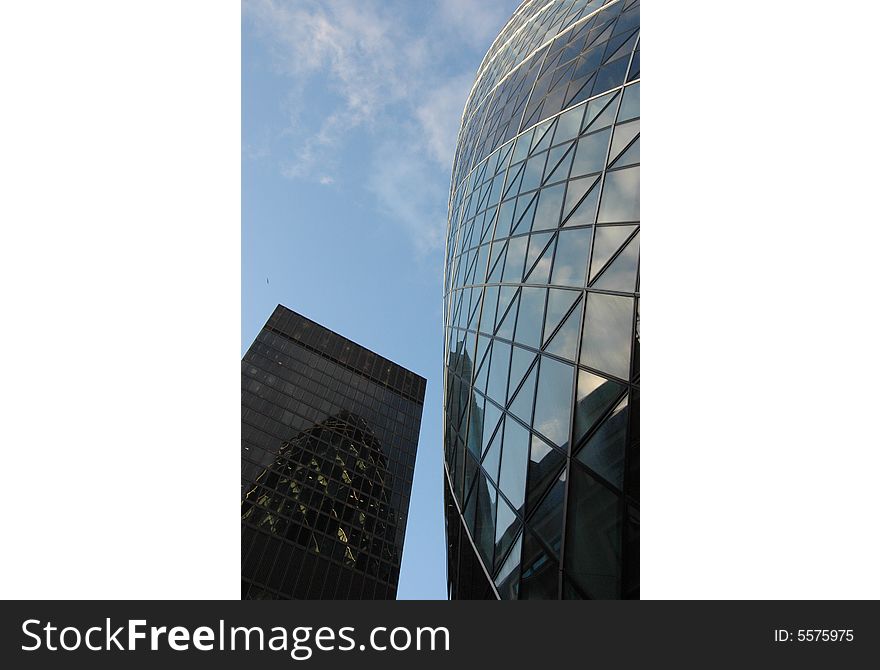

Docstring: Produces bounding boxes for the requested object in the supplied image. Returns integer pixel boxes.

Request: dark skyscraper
[443,0,639,599]
[242,305,426,599]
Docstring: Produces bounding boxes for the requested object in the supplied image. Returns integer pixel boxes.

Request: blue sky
[242,0,521,599]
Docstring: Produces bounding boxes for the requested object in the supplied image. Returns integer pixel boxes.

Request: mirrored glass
[573,369,625,447]
[514,286,546,349]
[550,228,591,287]
[564,465,620,599]
[580,293,634,380]
[598,166,639,223]
[531,184,565,231]
[570,128,612,178]
[575,394,628,489]
[532,356,574,448]
[499,417,530,511]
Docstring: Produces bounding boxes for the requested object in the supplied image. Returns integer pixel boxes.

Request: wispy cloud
[243,0,515,254]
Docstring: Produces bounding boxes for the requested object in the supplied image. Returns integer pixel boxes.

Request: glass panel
[519,531,558,599]
[598,166,639,223]
[507,346,537,403]
[494,532,522,599]
[589,225,636,280]
[550,227,591,287]
[471,472,497,569]
[525,231,554,278]
[573,369,625,447]
[582,90,618,133]
[563,174,599,220]
[525,433,565,516]
[593,231,638,292]
[608,119,639,165]
[554,104,585,144]
[511,191,538,235]
[543,289,580,344]
[514,286,546,349]
[519,151,547,194]
[580,293,634,380]
[529,469,566,557]
[482,417,503,484]
[493,495,520,573]
[564,464,621,599]
[486,340,511,403]
[575,394,629,489]
[531,118,556,154]
[508,362,537,425]
[531,184,565,231]
[479,285,499,334]
[499,417,530,512]
[610,137,639,168]
[502,234,528,283]
[593,54,629,93]
[532,356,574,448]
[617,82,639,122]
[544,301,583,361]
[495,198,517,238]
[563,184,599,227]
[524,233,555,284]
[481,396,503,456]
[543,142,575,184]
[570,128,611,178]
[510,128,534,164]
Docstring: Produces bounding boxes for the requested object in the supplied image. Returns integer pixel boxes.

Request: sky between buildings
[242,0,523,599]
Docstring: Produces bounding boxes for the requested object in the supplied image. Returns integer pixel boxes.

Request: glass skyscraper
[443,0,639,599]
[242,305,426,599]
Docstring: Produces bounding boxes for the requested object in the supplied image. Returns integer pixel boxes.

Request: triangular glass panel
[495,290,519,340]
[543,289,581,345]
[543,141,575,185]
[495,286,518,331]
[582,90,619,133]
[575,394,629,490]
[480,400,503,458]
[510,191,538,236]
[501,160,525,200]
[528,468,566,557]
[554,104,585,145]
[589,225,636,281]
[478,285,499,334]
[493,495,521,574]
[472,344,491,395]
[544,301,583,361]
[550,227,592,288]
[608,119,639,166]
[481,416,503,484]
[525,434,565,517]
[495,198,517,238]
[509,128,534,164]
[486,240,507,282]
[627,48,639,81]
[572,369,625,447]
[562,184,599,227]
[507,347,537,404]
[494,532,522,599]
[531,117,557,155]
[501,235,528,283]
[563,175,600,221]
[508,362,537,425]
[524,233,556,285]
[617,82,639,122]
[612,122,639,163]
[564,72,596,109]
[603,28,638,65]
[519,151,548,194]
[518,530,558,599]
[532,357,575,448]
[593,231,639,292]
[499,416,531,512]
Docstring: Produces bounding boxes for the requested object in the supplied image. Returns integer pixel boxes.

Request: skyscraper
[443,0,639,599]
[242,305,426,599]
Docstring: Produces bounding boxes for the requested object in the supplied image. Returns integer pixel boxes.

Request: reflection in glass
[581,293,633,380]
[532,356,574,448]
[598,167,640,223]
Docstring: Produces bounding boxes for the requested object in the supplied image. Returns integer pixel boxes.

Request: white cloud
[243,0,518,253]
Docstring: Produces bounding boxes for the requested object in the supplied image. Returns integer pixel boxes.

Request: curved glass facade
[443,0,639,599]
